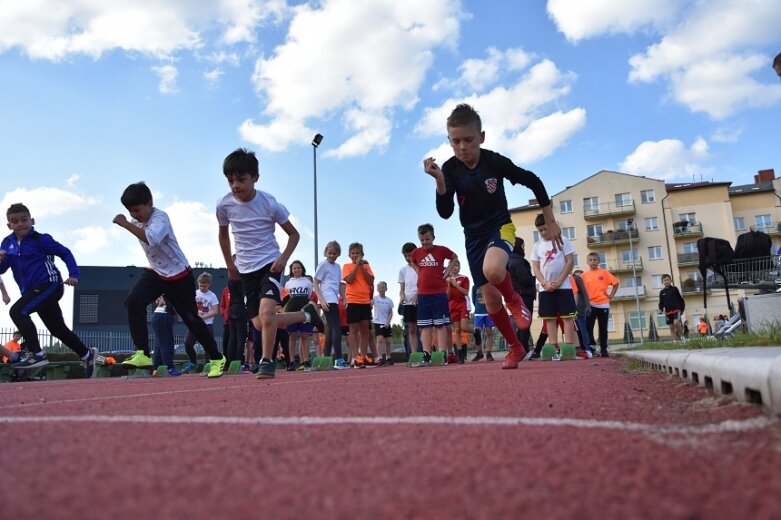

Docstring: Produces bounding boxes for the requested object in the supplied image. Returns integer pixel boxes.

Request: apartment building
[510,169,780,342]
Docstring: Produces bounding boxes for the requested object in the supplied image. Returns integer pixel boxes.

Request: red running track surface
[1,356,779,519]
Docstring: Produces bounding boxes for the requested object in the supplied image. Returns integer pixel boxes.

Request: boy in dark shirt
[658,274,685,341]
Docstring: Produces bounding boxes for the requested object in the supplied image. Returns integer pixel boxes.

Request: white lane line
[0,414,775,434]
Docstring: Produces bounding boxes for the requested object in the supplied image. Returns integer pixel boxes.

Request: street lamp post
[312,133,323,270]
[627,218,643,344]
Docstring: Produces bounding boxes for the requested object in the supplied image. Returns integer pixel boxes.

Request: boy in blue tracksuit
[0,203,96,375]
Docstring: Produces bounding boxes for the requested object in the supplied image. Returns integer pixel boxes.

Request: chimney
[754,169,775,183]
[529,198,538,206]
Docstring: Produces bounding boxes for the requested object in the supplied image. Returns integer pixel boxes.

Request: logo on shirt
[485,178,497,194]
[419,254,439,267]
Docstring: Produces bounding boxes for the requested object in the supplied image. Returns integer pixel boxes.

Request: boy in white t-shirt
[113,182,227,378]
[530,213,577,355]
[217,148,324,380]
[372,281,395,365]
[398,242,419,359]
[181,272,219,373]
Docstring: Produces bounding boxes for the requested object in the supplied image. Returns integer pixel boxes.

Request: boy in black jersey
[423,104,562,369]
[658,274,685,341]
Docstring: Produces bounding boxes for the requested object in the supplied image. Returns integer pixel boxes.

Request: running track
[1,356,779,519]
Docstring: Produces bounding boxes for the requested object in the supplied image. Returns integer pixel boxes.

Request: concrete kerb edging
[622,348,781,416]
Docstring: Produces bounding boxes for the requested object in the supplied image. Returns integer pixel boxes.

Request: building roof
[664,181,731,192]
[728,181,776,196]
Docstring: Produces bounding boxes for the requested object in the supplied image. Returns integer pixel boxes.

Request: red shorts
[448,300,469,324]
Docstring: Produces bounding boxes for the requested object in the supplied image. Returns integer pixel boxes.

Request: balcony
[583,200,636,220]
[612,285,646,301]
[681,279,710,294]
[673,221,703,239]
[751,222,781,237]
[586,228,640,248]
[677,252,699,266]
[606,257,644,274]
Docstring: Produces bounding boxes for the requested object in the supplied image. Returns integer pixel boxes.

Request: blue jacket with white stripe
[0,228,80,294]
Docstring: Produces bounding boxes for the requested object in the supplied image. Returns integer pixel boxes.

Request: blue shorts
[474,315,494,328]
[286,322,314,334]
[465,222,516,287]
[416,293,450,329]
[538,289,576,320]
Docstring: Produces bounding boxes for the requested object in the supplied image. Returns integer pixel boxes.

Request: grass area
[620,323,781,351]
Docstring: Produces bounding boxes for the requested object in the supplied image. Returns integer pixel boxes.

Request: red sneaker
[501,346,527,369]
[447,353,458,364]
[506,295,532,329]
[576,349,588,359]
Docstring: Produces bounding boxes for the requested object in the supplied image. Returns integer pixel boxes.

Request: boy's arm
[344,262,360,283]
[608,279,620,299]
[551,254,574,289]
[658,289,665,312]
[44,235,81,285]
[423,158,456,219]
[0,279,9,305]
[218,225,239,280]
[204,302,220,319]
[399,281,405,303]
[270,220,300,274]
[339,281,347,307]
[113,214,149,244]
[361,262,375,286]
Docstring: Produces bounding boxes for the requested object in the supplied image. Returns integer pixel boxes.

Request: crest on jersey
[485,177,497,194]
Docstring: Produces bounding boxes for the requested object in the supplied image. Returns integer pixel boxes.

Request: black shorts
[346,303,372,323]
[373,323,392,337]
[240,263,282,319]
[665,311,682,325]
[538,289,576,320]
[403,304,418,324]
[465,222,515,288]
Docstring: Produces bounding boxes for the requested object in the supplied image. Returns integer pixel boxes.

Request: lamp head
[312,133,324,147]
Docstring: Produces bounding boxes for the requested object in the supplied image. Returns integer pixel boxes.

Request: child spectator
[398,242,420,359]
[411,223,456,367]
[2,203,96,376]
[683,320,690,340]
[313,241,349,369]
[570,270,592,358]
[447,259,473,363]
[2,330,22,364]
[217,148,323,379]
[470,286,493,361]
[342,242,375,368]
[180,272,219,373]
[151,295,179,376]
[423,104,561,369]
[285,260,314,371]
[579,252,619,358]
[530,213,577,357]
[508,237,536,354]
[372,281,394,365]
[658,274,685,341]
[113,183,226,378]
[697,317,709,336]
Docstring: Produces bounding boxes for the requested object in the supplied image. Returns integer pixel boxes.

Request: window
[532,230,540,243]
[607,313,615,332]
[640,189,656,203]
[655,312,668,328]
[683,242,698,254]
[559,200,573,214]
[628,311,647,332]
[755,214,772,230]
[615,193,632,207]
[586,224,603,237]
[617,219,634,231]
[562,227,576,240]
[734,217,746,231]
[621,248,638,263]
[572,253,579,267]
[583,196,599,213]
[651,275,664,289]
[648,246,662,260]
[679,212,696,224]
[78,294,98,324]
[597,252,607,268]
[623,276,642,287]
[644,217,659,231]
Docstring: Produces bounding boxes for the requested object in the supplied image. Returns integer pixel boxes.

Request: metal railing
[583,200,636,219]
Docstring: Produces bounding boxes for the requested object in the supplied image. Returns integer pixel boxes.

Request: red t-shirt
[448,275,470,305]
[412,245,456,295]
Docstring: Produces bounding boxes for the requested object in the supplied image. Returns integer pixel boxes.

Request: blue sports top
[0,228,79,293]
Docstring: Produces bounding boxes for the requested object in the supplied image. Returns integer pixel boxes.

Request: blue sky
[1,0,780,328]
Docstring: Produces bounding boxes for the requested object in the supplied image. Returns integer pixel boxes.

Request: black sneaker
[302,302,325,333]
[485,352,494,361]
[472,351,484,362]
[600,349,609,358]
[257,359,276,379]
[286,361,296,372]
[13,352,49,369]
[528,352,541,360]
[81,347,97,378]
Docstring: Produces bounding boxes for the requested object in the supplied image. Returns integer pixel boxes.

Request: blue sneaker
[167,367,182,377]
[181,362,197,374]
[334,358,350,370]
[81,347,97,378]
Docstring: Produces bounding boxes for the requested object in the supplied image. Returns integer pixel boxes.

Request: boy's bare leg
[420,327,433,354]
[348,323,359,361]
[436,326,450,357]
[563,318,576,345]
[408,322,418,352]
[546,318,559,347]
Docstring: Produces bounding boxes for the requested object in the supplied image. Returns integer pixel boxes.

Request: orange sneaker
[354,355,365,369]
[501,345,527,369]
[506,295,532,330]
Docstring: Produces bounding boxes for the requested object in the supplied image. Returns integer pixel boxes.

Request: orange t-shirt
[342,262,374,304]
[3,339,21,363]
[697,321,708,334]
[578,268,619,305]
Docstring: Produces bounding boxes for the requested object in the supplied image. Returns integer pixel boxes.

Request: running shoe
[501,346,527,369]
[485,352,494,361]
[257,359,276,379]
[13,352,49,370]
[472,350,484,362]
[506,295,532,330]
[334,358,350,370]
[354,355,365,369]
[600,349,609,358]
[81,347,97,378]
[447,353,458,364]
[208,356,226,378]
[181,361,197,374]
[376,357,386,367]
[302,302,325,333]
[286,361,296,372]
[528,352,540,360]
[167,367,182,377]
[576,349,588,360]
[122,350,153,368]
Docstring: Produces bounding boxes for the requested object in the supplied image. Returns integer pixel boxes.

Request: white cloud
[418,58,585,164]
[70,225,112,256]
[66,174,81,187]
[324,110,392,159]
[620,136,710,180]
[0,187,98,219]
[453,47,533,93]
[164,200,222,266]
[152,64,179,94]
[710,125,743,144]
[204,67,224,85]
[242,0,463,154]
[219,0,288,44]
[547,0,678,42]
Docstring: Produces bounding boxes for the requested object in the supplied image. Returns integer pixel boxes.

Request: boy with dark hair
[1,203,96,376]
[217,148,323,379]
[113,182,227,378]
[423,103,562,369]
[579,251,619,357]
[658,274,685,341]
[773,51,781,79]
[398,241,419,358]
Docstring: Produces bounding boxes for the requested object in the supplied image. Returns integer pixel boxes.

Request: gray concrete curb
[623,347,781,415]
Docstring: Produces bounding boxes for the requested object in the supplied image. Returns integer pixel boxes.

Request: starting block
[311,356,333,371]
[559,344,577,361]
[226,360,243,375]
[430,351,446,366]
[407,352,424,367]
[153,364,168,377]
[540,344,557,361]
[199,362,212,376]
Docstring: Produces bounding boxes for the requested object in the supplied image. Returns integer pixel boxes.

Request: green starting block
[559,344,577,361]
[430,351,446,366]
[153,365,168,377]
[199,362,212,376]
[541,344,557,361]
[311,356,333,371]
[407,352,424,367]
[227,360,242,375]
[132,368,153,377]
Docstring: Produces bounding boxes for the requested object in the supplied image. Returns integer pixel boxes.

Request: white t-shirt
[530,237,575,291]
[215,190,290,274]
[195,289,219,325]
[314,260,342,304]
[372,294,394,326]
[285,276,313,311]
[398,264,418,304]
[133,207,190,279]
